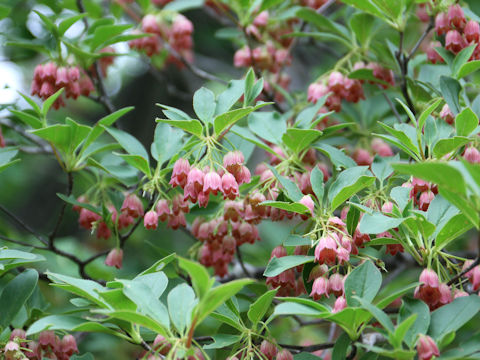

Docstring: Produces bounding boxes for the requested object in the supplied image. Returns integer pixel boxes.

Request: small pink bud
[144,210,159,230]
[253,11,269,27]
[271,245,287,259]
[333,296,347,313]
[299,195,315,218]
[417,335,440,360]
[464,146,480,164]
[260,340,277,360]
[382,201,393,213]
[419,190,434,211]
[142,14,160,34]
[310,276,329,300]
[105,248,123,269]
[307,82,328,103]
[353,148,373,166]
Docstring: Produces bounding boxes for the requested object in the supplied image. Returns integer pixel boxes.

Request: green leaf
[231,125,278,156]
[310,166,325,202]
[178,257,212,299]
[260,201,310,214]
[371,155,395,182]
[328,166,375,211]
[399,298,430,348]
[193,87,215,124]
[296,7,349,39]
[267,165,304,201]
[95,309,168,335]
[163,0,203,11]
[378,122,420,159]
[203,334,242,350]
[332,333,351,360]
[436,213,473,249]
[314,143,357,169]
[429,296,480,340]
[273,302,323,318]
[214,103,270,136]
[391,314,417,349]
[0,148,19,173]
[196,279,253,324]
[8,110,42,129]
[355,296,394,333]
[375,282,421,310]
[455,107,478,136]
[118,154,151,177]
[418,98,442,133]
[104,127,149,160]
[58,14,87,36]
[151,122,185,165]
[248,289,277,326]
[41,88,64,117]
[350,13,375,45]
[215,80,244,115]
[440,76,461,115]
[263,256,315,277]
[31,122,90,155]
[453,45,477,77]
[432,137,471,159]
[0,269,38,329]
[248,111,287,145]
[347,201,360,236]
[457,59,480,78]
[282,128,322,154]
[81,107,134,154]
[89,24,132,51]
[56,194,101,215]
[344,261,382,307]
[156,118,204,138]
[359,212,404,234]
[168,284,196,334]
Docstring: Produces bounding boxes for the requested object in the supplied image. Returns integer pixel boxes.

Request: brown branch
[236,246,252,278]
[278,342,334,353]
[447,257,480,286]
[49,172,74,242]
[0,204,48,246]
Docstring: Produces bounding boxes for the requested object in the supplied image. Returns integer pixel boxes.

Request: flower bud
[417,335,440,360]
[144,210,159,230]
[260,340,277,360]
[105,248,123,269]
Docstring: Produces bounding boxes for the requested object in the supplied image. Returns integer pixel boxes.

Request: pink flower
[447,4,466,29]
[271,245,287,259]
[55,67,69,86]
[315,235,338,265]
[61,335,79,357]
[435,12,449,36]
[144,210,159,230]
[328,273,344,297]
[333,296,347,313]
[353,148,373,166]
[310,276,329,300]
[445,30,466,54]
[420,269,440,288]
[105,248,123,269]
[419,190,435,211]
[170,158,190,188]
[141,14,160,34]
[223,151,244,173]
[382,201,393,213]
[276,349,293,360]
[186,167,205,193]
[156,199,171,221]
[221,173,239,200]
[172,14,193,37]
[299,195,314,218]
[465,20,480,43]
[236,165,251,185]
[260,340,277,360]
[426,41,444,64]
[328,71,345,93]
[38,331,57,350]
[371,138,393,157]
[9,329,26,342]
[78,208,101,230]
[167,212,186,229]
[96,221,111,240]
[121,194,144,218]
[307,82,328,103]
[198,191,209,208]
[233,47,251,68]
[253,11,269,27]
[464,146,480,164]
[417,335,440,360]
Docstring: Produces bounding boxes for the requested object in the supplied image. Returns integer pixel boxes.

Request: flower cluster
[30,62,94,109]
[428,5,480,62]
[3,330,78,360]
[129,13,194,67]
[307,64,394,112]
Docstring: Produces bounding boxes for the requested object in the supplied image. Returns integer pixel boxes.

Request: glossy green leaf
[260,200,310,214]
[359,212,404,234]
[203,334,242,350]
[248,289,277,326]
[193,87,215,124]
[267,165,304,202]
[310,165,325,202]
[328,166,375,211]
[168,284,196,334]
[264,256,315,277]
[440,76,461,115]
[282,128,322,154]
[399,298,430,348]
[455,107,478,136]
[156,118,204,138]
[344,261,382,307]
[0,269,38,329]
[248,111,286,145]
[178,257,212,299]
[314,143,356,169]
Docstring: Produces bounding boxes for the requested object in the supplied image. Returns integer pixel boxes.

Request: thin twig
[236,246,252,278]
[447,257,480,286]
[0,204,48,245]
[49,172,74,242]
[0,234,46,249]
[278,342,334,353]
[382,92,402,123]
